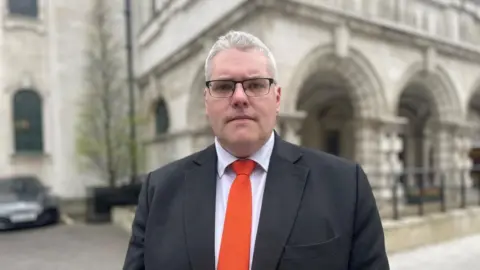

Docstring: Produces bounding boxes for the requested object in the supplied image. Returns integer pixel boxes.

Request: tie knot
[231,159,255,176]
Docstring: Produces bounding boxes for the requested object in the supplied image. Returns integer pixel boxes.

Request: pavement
[389,233,480,270]
[1,221,479,270]
[0,223,130,270]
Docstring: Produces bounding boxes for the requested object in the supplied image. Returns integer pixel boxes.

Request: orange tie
[218,159,256,270]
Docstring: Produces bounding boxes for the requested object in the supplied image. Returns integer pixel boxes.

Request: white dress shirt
[214,132,275,270]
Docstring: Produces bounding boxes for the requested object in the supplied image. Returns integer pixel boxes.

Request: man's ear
[276,86,282,113]
[204,88,208,114]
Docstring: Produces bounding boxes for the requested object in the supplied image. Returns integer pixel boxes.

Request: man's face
[204,48,281,155]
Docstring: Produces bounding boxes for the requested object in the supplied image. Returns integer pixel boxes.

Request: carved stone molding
[138,0,203,47]
[144,125,212,145]
[277,111,307,145]
[137,0,480,85]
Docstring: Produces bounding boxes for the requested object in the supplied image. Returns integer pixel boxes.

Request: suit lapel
[252,137,309,270]
[184,145,217,270]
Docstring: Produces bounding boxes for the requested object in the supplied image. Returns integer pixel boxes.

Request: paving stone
[389,234,480,270]
[0,224,129,270]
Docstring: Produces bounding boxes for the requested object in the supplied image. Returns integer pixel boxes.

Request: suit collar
[192,130,303,167]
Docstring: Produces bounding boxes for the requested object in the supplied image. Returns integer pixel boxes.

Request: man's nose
[231,83,249,107]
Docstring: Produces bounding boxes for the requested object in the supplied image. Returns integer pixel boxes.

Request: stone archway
[286,46,387,119]
[395,63,464,205]
[394,64,462,124]
[287,46,389,175]
[396,83,437,170]
[297,70,356,161]
[467,81,480,189]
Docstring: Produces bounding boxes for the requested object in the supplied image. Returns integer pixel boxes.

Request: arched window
[13,89,43,152]
[8,0,38,18]
[155,98,169,135]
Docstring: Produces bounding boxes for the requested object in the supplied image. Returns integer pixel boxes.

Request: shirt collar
[214,131,275,177]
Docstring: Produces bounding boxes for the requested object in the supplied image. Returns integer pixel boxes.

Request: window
[13,89,43,153]
[155,98,169,135]
[8,0,38,18]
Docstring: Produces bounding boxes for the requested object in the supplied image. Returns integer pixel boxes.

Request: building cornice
[137,0,480,86]
[137,0,263,86]
[277,0,480,64]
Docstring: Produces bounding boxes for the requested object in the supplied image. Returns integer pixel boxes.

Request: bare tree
[76,0,143,188]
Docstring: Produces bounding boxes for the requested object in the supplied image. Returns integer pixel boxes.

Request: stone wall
[384,207,480,253]
[112,205,480,255]
[0,0,127,198]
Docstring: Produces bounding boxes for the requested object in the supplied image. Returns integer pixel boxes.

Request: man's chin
[221,132,258,154]
[230,134,256,145]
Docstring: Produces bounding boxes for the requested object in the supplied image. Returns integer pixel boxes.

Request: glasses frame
[205,78,276,98]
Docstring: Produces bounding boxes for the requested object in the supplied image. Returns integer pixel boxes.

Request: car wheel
[38,209,59,225]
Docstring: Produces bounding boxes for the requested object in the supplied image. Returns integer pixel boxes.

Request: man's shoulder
[288,142,359,171]
[281,140,365,184]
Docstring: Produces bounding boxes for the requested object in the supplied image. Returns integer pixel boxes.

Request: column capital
[278,110,307,121]
[431,120,473,136]
[277,111,307,132]
[350,116,407,133]
[379,116,408,133]
[277,111,306,145]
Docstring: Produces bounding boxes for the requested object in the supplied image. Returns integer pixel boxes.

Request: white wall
[0,0,127,198]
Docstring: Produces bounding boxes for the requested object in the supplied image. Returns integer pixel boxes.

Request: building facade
[133,0,480,208]
[2,0,479,202]
[0,0,125,198]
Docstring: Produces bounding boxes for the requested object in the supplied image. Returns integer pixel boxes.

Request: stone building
[0,0,125,198]
[133,0,480,205]
[2,0,480,202]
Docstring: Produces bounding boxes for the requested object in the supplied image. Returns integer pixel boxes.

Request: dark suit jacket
[123,135,390,270]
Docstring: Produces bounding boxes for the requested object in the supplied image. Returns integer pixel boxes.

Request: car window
[0,179,14,194]
[0,177,43,194]
[16,178,43,194]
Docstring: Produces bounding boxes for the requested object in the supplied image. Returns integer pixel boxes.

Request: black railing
[371,166,480,221]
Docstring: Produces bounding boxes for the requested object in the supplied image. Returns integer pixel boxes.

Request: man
[123,30,389,270]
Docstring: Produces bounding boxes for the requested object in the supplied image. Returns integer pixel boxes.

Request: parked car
[0,175,60,230]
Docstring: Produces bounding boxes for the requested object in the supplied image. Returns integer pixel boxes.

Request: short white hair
[204,30,278,81]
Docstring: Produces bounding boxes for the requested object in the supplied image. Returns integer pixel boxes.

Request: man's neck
[215,133,273,159]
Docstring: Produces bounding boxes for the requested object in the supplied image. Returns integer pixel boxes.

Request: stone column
[277,111,306,145]
[350,116,406,217]
[422,126,433,187]
[452,123,474,188]
[431,121,454,205]
[377,117,408,201]
[352,117,381,175]
[431,120,472,205]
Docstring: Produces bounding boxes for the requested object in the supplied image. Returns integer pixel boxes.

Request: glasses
[205,78,275,98]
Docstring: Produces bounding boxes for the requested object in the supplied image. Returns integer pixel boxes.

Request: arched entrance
[288,48,387,170]
[397,82,437,191]
[395,65,463,204]
[297,71,355,160]
[467,85,480,189]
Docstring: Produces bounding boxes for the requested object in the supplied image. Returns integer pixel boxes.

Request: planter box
[405,187,442,204]
[86,183,142,223]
